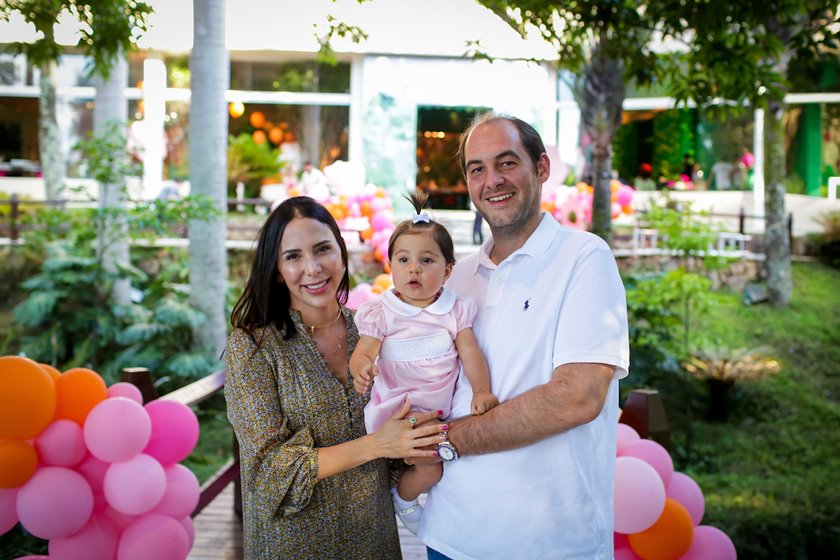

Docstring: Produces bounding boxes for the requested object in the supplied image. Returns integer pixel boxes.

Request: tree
[0,0,152,200]
[188,0,229,356]
[481,1,838,305]
[478,1,658,244]
[652,0,839,306]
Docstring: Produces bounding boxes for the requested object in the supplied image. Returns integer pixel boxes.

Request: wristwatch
[436,432,460,462]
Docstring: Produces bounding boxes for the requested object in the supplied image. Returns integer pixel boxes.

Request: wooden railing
[121,367,241,519]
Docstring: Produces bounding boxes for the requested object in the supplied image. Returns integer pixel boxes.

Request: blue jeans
[427,548,454,560]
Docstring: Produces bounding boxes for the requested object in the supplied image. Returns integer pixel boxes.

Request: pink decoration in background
[34,419,86,467]
[667,472,705,526]
[103,454,166,515]
[346,283,377,310]
[0,487,19,535]
[48,513,119,560]
[179,516,196,548]
[619,439,675,488]
[106,382,144,404]
[616,423,641,454]
[151,464,201,519]
[143,400,199,466]
[679,525,737,560]
[615,547,643,560]
[117,514,190,560]
[84,397,152,463]
[16,467,94,539]
[614,456,666,534]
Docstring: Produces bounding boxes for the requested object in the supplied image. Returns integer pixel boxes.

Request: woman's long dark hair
[230,196,350,343]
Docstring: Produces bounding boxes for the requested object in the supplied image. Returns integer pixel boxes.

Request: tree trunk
[764,101,792,306]
[574,39,624,244]
[189,0,230,356]
[94,54,132,306]
[38,61,64,200]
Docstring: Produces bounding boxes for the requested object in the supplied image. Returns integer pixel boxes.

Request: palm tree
[188,0,229,356]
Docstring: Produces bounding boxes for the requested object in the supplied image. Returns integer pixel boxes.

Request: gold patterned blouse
[224,306,402,560]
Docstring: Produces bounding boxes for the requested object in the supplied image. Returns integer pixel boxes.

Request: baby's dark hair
[387,190,456,266]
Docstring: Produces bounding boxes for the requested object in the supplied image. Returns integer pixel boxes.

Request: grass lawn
[658,261,840,557]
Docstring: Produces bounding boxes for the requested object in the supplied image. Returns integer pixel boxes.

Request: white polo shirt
[420,213,629,559]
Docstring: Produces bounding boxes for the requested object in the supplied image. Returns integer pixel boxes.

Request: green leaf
[155,298,206,328]
[117,323,171,345]
[163,352,220,379]
[13,291,59,327]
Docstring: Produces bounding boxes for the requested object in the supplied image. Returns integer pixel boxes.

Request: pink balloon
[35,419,86,467]
[679,525,737,560]
[13,556,50,559]
[614,531,630,550]
[616,423,640,454]
[0,487,19,535]
[151,464,200,519]
[117,513,190,560]
[617,185,634,206]
[84,397,152,463]
[667,472,705,526]
[179,516,195,548]
[620,439,674,488]
[49,513,119,560]
[614,456,666,534]
[102,506,136,531]
[615,547,643,560]
[143,400,199,466]
[76,455,110,493]
[16,467,93,539]
[104,454,166,515]
[107,382,144,404]
[370,211,392,232]
[347,283,376,310]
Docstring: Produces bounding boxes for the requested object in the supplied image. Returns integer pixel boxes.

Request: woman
[225,196,445,559]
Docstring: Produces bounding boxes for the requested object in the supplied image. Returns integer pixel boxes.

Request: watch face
[437,442,456,461]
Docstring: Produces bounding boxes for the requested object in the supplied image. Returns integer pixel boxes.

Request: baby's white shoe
[392,487,422,535]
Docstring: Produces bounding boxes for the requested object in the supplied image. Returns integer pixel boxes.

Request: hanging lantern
[229,101,245,118]
[268,127,283,145]
[249,111,265,129]
[252,130,267,144]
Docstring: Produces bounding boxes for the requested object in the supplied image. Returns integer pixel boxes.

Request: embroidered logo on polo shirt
[523,299,530,311]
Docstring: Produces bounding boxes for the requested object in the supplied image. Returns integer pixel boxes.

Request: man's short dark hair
[457,112,546,179]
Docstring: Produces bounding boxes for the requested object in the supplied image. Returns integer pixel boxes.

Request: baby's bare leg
[396,462,443,501]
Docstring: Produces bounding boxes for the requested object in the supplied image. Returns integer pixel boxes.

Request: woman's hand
[471,391,499,415]
[368,399,447,460]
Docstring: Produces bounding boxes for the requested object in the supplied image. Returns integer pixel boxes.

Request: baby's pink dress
[354,287,477,433]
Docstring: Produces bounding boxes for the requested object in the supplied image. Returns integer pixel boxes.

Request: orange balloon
[39,363,61,381]
[383,261,391,274]
[249,111,265,129]
[0,356,56,440]
[629,498,694,560]
[253,129,267,145]
[54,368,107,426]
[371,283,384,295]
[360,200,373,218]
[360,227,374,241]
[621,204,633,215]
[268,126,283,145]
[0,439,38,488]
[373,274,392,290]
[373,247,385,262]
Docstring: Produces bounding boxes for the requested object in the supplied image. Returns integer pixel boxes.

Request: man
[299,161,329,199]
[420,113,629,559]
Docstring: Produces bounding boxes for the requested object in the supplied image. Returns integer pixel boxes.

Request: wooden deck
[188,486,427,560]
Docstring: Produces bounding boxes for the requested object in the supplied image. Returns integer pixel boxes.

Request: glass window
[230,60,350,93]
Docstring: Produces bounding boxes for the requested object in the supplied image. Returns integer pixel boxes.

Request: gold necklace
[303,308,342,335]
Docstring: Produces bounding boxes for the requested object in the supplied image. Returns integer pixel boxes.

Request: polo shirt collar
[380,286,456,317]
[475,212,558,272]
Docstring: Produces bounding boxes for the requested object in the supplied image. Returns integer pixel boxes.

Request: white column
[752,107,765,220]
[348,53,365,166]
[142,59,166,200]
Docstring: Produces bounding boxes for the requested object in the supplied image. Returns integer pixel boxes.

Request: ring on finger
[409,416,417,428]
